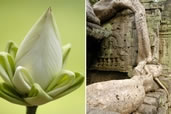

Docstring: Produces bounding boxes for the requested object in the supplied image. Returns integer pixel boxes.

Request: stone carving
[88,0,154,73]
[87,75,152,114]
[159,0,171,74]
[87,0,171,113]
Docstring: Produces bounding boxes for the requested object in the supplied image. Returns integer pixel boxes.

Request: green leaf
[0,83,28,105]
[47,70,75,96]
[49,72,84,99]
[0,52,15,84]
[62,44,71,65]
[12,66,34,95]
[5,41,18,59]
[24,83,53,106]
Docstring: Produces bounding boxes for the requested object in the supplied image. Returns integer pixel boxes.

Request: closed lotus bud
[0,8,84,107]
[15,8,62,90]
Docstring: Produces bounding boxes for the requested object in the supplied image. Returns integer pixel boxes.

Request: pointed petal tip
[16,66,23,71]
[0,52,9,57]
[65,43,72,49]
[48,7,52,12]
[44,7,53,18]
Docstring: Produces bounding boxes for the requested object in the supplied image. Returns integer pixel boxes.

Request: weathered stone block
[157,107,167,114]
[143,97,158,106]
[137,104,157,114]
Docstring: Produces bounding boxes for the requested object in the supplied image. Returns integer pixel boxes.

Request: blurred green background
[0,0,85,114]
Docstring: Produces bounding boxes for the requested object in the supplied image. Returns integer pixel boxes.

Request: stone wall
[159,0,171,74]
[90,9,137,73]
[88,0,171,83]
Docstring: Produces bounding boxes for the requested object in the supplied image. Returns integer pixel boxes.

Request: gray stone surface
[137,104,157,114]
[159,76,171,94]
[134,89,168,114]
[87,106,120,114]
[87,78,146,114]
[143,97,158,106]
[157,107,167,114]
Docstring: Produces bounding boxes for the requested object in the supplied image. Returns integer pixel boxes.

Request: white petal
[15,8,62,89]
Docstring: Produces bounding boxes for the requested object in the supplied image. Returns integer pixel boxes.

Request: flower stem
[26,106,38,114]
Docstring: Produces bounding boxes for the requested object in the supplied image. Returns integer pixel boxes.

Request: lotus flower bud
[15,8,62,90]
[0,8,84,106]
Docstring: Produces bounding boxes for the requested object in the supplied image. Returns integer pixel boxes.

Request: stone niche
[87,0,171,84]
[87,9,136,84]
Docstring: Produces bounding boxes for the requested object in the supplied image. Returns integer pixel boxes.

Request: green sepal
[50,72,84,99]
[5,41,18,59]
[0,52,15,84]
[0,83,28,105]
[62,44,71,65]
[47,70,75,96]
[24,83,53,106]
[0,65,11,85]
